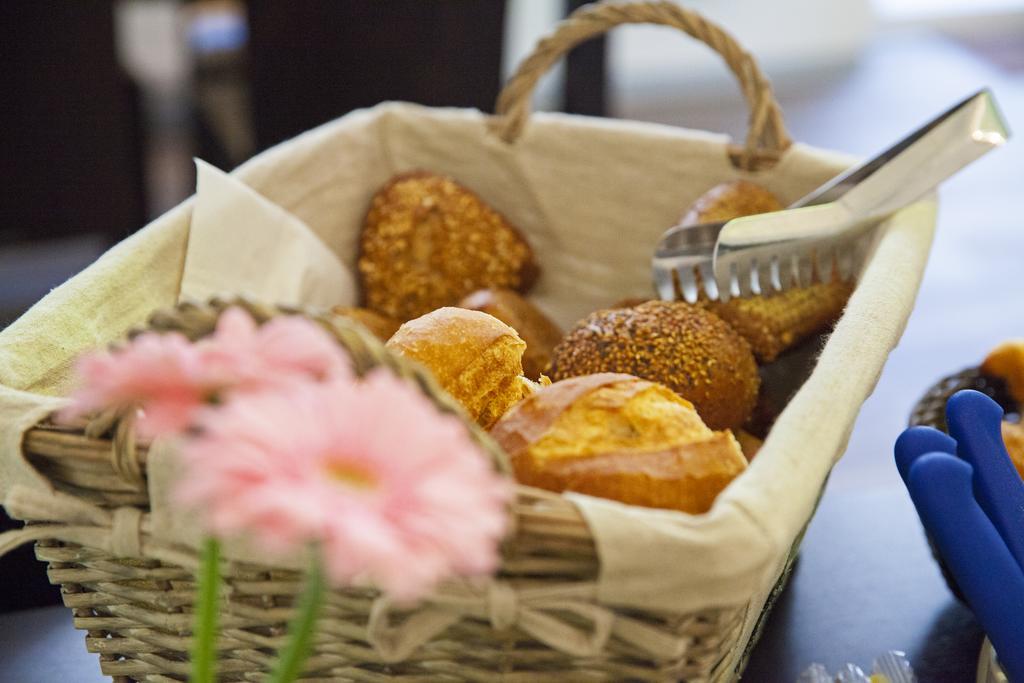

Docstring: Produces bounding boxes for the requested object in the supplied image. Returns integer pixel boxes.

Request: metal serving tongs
[653,89,1010,303]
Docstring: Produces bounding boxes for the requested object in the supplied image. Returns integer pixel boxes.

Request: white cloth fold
[180,159,356,310]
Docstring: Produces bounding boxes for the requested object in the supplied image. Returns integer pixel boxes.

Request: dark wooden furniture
[564,0,607,116]
[246,1,509,150]
[0,2,145,245]
[0,2,143,611]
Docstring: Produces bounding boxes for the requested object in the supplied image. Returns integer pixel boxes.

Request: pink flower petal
[172,370,511,601]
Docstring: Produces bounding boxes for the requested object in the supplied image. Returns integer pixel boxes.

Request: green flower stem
[191,537,221,683]
[269,552,325,683]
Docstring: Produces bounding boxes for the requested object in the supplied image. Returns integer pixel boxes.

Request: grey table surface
[1,27,1022,683]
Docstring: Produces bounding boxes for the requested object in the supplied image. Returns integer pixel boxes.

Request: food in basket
[610,296,651,309]
[386,307,530,428]
[358,171,539,321]
[490,373,747,514]
[1002,421,1024,479]
[458,288,562,379]
[683,180,853,362]
[679,179,783,226]
[548,301,758,430]
[703,279,853,362]
[734,429,763,460]
[329,306,402,341]
[982,339,1024,405]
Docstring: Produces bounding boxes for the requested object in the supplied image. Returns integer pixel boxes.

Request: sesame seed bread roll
[491,373,747,514]
[548,301,759,431]
[358,172,538,321]
[682,180,852,362]
[701,279,854,363]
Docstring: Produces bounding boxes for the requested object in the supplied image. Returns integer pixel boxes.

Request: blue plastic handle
[894,425,957,484]
[907,452,1024,681]
[946,390,1024,575]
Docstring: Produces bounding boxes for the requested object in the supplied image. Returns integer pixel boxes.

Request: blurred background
[1,0,1022,624]
[2,0,1021,325]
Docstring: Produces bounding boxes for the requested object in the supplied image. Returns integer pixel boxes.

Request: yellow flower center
[324,461,377,490]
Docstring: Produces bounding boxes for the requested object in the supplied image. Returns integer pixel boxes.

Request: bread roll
[359,172,538,321]
[548,301,759,430]
[490,373,747,514]
[734,429,763,461]
[610,297,651,309]
[683,180,852,362]
[702,279,853,362]
[459,288,562,379]
[330,306,401,341]
[680,180,782,226]
[982,340,1024,405]
[386,307,528,428]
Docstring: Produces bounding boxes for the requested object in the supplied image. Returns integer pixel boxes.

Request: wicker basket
[909,367,1017,433]
[0,2,939,681]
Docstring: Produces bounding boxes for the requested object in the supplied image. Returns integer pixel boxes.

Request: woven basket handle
[491,0,793,171]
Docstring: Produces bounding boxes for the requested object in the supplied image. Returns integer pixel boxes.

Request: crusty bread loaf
[386,307,528,428]
[459,288,562,379]
[358,172,538,321]
[490,373,747,514]
[548,301,759,430]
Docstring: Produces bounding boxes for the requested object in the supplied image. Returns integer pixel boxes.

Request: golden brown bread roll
[329,306,401,341]
[680,180,783,226]
[458,288,562,379]
[682,180,852,362]
[982,340,1024,405]
[610,297,651,310]
[734,429,763,461]
[701,280,854,363]
[490,373,747,514]
[1002,421,1024,480]
[385,307,528,428]
[548,301,759,430]
[358,172,538,321]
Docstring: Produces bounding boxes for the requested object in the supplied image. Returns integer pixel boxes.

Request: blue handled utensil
[946,390,1024,574]
[896,390,1024,682]
[894,426,957,484]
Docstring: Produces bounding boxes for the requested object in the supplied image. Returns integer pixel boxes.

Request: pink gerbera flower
[198,307,352,391]
[62,331,212,438]
[173,369,512,602]
[61,307,352,439]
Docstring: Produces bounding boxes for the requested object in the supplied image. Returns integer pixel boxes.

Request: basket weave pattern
[908,367,1015,432]
[23,300,745,681]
